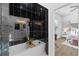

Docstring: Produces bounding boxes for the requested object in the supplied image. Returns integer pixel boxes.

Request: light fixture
[16,17,30,24]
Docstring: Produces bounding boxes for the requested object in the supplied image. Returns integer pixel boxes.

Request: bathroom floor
[55,38,78,56]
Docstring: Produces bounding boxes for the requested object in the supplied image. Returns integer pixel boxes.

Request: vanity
[9,40,46,56]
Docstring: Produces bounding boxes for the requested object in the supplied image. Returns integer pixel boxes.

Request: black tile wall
[14,7,20,17]
[9,3,30,18]
[9,4,14,15]
[30,4,48,41]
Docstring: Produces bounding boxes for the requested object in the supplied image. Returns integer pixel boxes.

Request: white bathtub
[9,40,46,56]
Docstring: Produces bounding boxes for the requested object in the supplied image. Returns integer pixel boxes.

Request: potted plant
[27,38,35,48]
[27,38,33,45]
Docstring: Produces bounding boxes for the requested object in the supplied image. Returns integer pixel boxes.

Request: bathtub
[9,40,46,56]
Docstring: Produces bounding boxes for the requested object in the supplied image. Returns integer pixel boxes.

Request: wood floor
[55,38,78,56]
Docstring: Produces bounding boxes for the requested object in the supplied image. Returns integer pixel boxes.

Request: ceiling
[39,3,67,10]
[55,3,79,24]
[55,3,79,16]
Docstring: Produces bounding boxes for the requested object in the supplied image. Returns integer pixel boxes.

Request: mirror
[9,18,30,46]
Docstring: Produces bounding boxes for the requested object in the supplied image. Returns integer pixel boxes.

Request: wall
[54,13,63,38]
[0,4,9,56]
[78,5,79,56]
[0,4,2,55]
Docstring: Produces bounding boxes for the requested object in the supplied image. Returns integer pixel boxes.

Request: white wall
[54,13,63,38]
[78,5,79,56]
